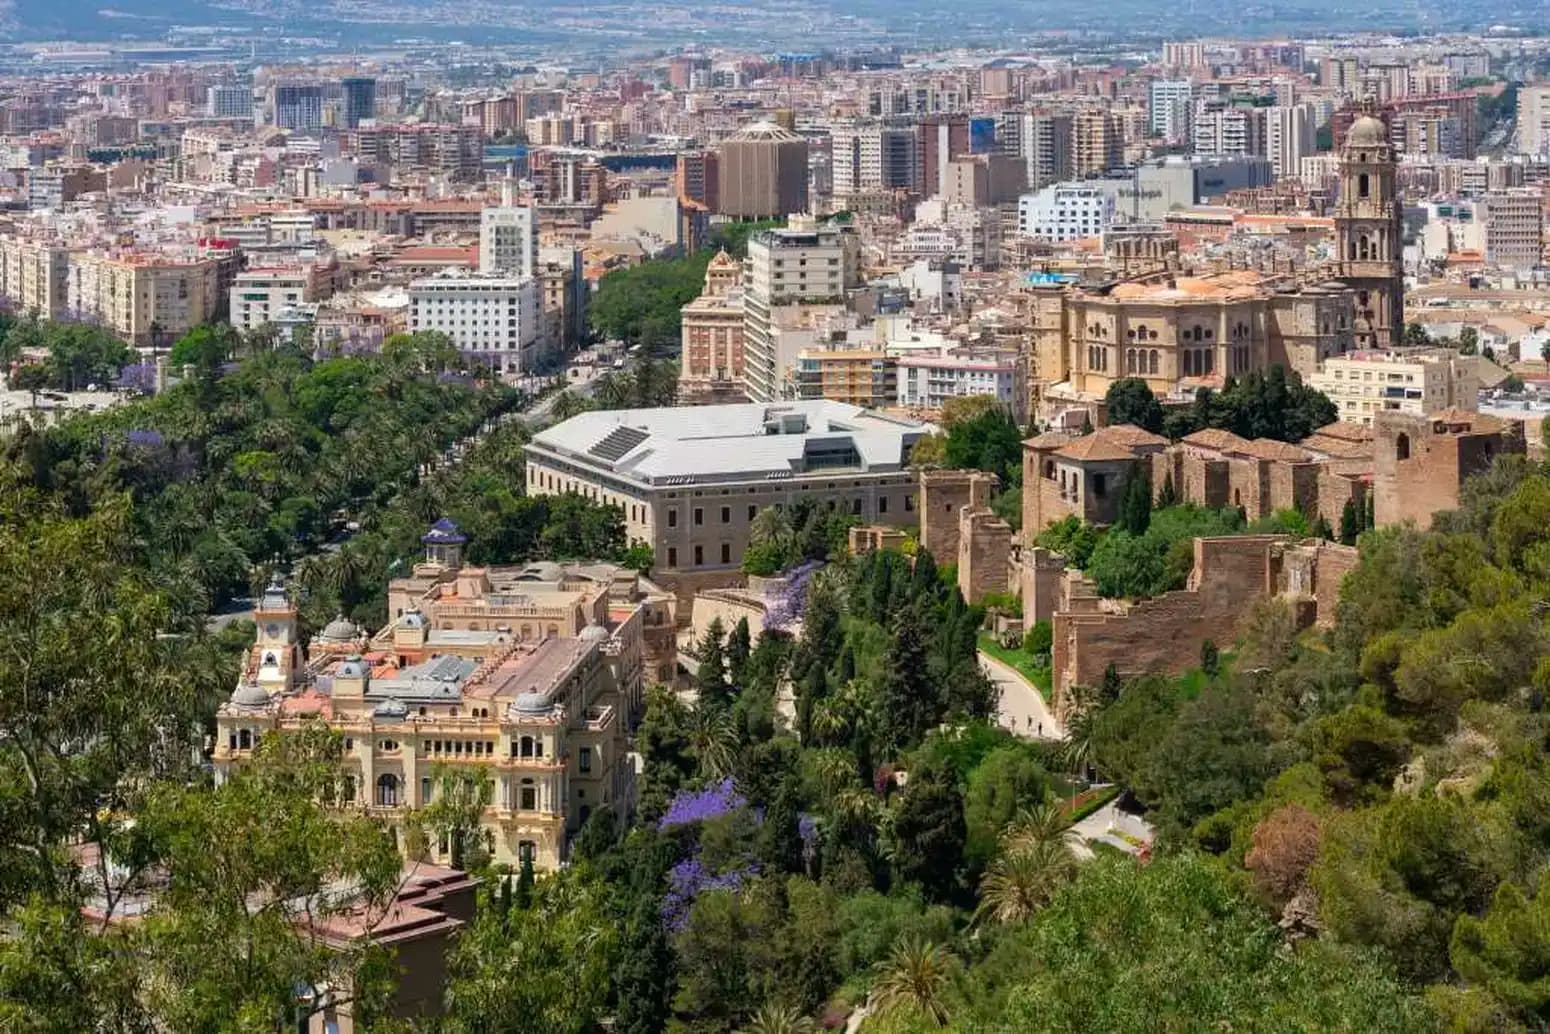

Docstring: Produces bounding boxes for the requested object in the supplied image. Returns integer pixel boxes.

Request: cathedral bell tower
[1334,100,1404,350]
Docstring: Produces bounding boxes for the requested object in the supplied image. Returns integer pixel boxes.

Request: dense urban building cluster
[12,22,1550,1034]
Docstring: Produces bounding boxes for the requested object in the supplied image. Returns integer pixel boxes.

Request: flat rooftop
[529,400,928,485]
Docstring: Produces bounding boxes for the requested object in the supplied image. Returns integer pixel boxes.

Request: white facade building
[895,348,1024,422]
[479,200,538,277]
[1149,80,1194,141]
[1017,182,1116,242]
[409,273,541,374]
[230,268,317,333]
[1266,104,1315,180]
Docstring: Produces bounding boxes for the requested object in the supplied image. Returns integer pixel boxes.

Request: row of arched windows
[1125,349,1159,375]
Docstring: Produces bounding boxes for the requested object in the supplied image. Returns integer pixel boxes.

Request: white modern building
[895,348,1024,423]
[1017,182,1116,242]
[479,203,538,278]
[1266,104,1315,180]
[408,272,541,374]
[1149,80,1194,140]
[525,401,928,576]
[229,268,320,334]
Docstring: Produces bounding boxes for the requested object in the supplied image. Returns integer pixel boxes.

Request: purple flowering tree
[660,855,759,931]
[657,777,747,832]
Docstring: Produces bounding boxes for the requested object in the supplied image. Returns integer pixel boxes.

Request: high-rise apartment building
[917,116,971,198]
[743,216,856,402]
[206,83,252,119]
[1193,101,1267,158]
[1162,40,1206,72]
[1519,84,1550,157]
[479,192,538,278]
[1021,112,1074,191]
[830,121,917,197]
[1149,80,1194,139]
[341,76,377,129]
[1072,111,1122,177]
[675,150,720,211]
[717,122,810,219]
[272,83,324,132]
[1482,188,1545,269]
[1266,104,1315,179]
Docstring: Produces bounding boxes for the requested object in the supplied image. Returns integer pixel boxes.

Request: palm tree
[749,506,792,551]
[738,1003,816,1034]
[975,837,1078,926]
[871,935,956,1027]
[689,704,738,780]
[1001,800,1079,856]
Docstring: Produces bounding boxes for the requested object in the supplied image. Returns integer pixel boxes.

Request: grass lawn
[977,631,1053,701]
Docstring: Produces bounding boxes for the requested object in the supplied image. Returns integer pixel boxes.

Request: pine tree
[1364,494,1376,533]
[910,547,942,602]
[614,901,675,1034]
[1200,639,1220,676]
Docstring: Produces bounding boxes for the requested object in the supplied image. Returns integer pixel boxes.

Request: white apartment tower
[480,182,538,278]
[1149,80,1194,140]
[1266,104,1315,180]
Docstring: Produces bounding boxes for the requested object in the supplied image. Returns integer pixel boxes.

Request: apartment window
[721,543,731,563]
[579,747,592,773]
[420,777,432,804]
[667,509,678,528]
[694,545,704,566]
[694,507,704,526]
[342,775,355,803]
[668,547,678,567]
[879,496,889,514]
[520,780,537,811]
[721,506,731,523]
[748,504,757,520]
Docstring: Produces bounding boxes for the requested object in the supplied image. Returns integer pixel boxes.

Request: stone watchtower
[1373,410,1523,529]
[918,469,1000,562]
[1334,99,1404,350]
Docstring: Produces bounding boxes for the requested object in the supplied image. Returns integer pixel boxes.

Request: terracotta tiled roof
[1310,421,1374,443]
[1053,425,1158,463]
[1233,438,1313,463]
[1024,431,1074,450]
[1099,423,1169,448]
[1181,427,1252,452]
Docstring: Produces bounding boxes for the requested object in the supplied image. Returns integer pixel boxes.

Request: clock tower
[250,574,301,695]
[1334,100,1404,349]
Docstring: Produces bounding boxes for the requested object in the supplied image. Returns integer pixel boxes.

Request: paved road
[980,651,1063,741]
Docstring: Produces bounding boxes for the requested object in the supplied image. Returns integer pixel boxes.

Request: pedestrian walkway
[979,650,1063,741]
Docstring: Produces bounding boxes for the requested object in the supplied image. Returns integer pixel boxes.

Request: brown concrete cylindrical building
[716,121,810,219]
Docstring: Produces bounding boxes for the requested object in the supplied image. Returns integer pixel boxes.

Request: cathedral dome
[1345,115,1387,148]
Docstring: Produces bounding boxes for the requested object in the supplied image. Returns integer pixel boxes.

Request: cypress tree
[1339,498,1359,545]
